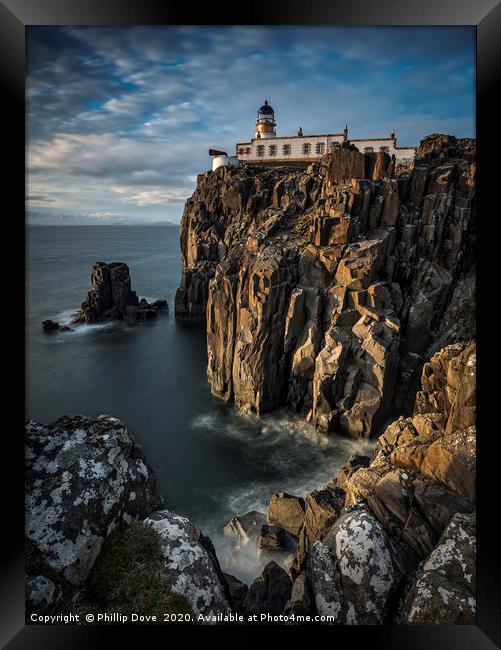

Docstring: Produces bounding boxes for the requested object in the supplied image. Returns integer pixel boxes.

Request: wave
[190,406,377,583]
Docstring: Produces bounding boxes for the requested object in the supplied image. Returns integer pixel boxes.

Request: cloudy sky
[27,26,475,225]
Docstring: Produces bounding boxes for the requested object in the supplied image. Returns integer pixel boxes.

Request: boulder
[143,510,231,618]
[223,572,249,612]
[267,492,305,536]
[243,561,292,617]
[307,505,398,624]
[284,572,313,618]
[42,320,59,332]
[25,414,161,586]
[223,510,267,546]
[258,524,296,553]
[400,512,476,624]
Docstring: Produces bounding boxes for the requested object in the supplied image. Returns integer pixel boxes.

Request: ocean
[26,224,375,583]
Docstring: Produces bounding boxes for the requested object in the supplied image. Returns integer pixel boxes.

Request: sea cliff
[175,134,475,437]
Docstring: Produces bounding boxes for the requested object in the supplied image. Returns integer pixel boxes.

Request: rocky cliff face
[175,134,475,437]
[263,339,476,624]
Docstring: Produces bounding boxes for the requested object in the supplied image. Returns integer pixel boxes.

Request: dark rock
[42,320,59,332]
[73,261,167,324]
[283,572,313,618]
[59,326,73,332]
[243,561,292,617]
[223,572,249,612]
[258,524,296,553]
[147,299,168,311]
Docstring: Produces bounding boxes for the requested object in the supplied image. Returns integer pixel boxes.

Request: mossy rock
[59,520,195,624]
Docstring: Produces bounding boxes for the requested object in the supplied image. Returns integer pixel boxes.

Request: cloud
[26,26,475,224]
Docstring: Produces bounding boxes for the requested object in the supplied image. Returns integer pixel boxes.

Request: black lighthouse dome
[258,100,274,115]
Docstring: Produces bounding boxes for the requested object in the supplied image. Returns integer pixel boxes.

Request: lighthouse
[255,100,276,139]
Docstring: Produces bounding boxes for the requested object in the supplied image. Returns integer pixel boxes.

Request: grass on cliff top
[71,520,194,623]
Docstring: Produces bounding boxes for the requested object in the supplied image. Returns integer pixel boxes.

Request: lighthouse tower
[255,100,276,138]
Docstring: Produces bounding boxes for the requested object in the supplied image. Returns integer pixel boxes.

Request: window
[282,144,292,156]
[246,147,251,154]
[302,142,311,155]
[316,142,325,154]
[257,144,265,157]
[380,146,389,153]
[269,144,277,156]
[238,147,245,155]
[364,146,374,153]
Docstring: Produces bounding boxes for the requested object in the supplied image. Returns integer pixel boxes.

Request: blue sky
[26,26,475,225]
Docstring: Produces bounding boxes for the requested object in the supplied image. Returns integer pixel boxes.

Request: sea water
[26,224,375,583]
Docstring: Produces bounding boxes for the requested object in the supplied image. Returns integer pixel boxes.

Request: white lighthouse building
[210,100,417,170]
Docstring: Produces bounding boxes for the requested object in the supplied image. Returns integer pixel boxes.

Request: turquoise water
[26,224,375,582]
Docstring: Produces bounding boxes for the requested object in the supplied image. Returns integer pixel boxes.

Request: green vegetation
[59,520,194,624]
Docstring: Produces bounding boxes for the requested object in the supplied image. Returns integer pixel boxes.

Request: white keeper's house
[210,100,417,170]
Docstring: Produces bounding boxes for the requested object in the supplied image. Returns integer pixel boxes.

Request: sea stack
[72,261,168,324]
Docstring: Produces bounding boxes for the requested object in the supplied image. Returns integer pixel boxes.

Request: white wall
[236,134,345,162]
[351,138,416,162]
[235,134,416,164]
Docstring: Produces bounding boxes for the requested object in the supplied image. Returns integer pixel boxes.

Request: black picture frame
[1,1,498,647]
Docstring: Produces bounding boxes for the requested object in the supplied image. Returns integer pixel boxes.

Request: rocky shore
[175,134,475,436]
[26,132,475,625]
[25,338,476,624]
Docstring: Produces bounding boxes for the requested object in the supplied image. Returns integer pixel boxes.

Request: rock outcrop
[399,512,476,624]
[243,561,292,618]
[25,415,229,621]
[263,340,476,624]
[25,415,161,588]
[175,134,475,437]
[223,510,267,547]
[143,510,231,617]
[224,339,475,625]
[72,261,168,324]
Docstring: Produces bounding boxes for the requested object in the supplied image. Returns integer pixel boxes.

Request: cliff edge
[175,134,475,437]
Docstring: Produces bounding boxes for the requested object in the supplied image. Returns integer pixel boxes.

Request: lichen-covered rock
[307,505,398,624]
[400,512,476,624]
[143,510,231,618]
[26,575,63,614]
[25,415,161,586]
